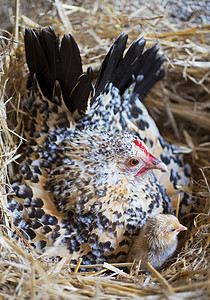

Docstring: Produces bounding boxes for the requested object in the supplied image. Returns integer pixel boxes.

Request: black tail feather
[56,33,83,109]
[93,33,128,100]
[25,27,164,114]
[25,27,59,100]
[134,55,165,98]
[67,67,93,113]
[24,27,92,113]
[113,37,146,92]
[92,35,164,103]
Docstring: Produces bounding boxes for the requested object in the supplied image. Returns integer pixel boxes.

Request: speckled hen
[7,27,191,265]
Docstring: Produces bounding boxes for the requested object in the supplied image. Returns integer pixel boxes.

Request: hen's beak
[144,154,168,172]
[177,224,187,232]
[136,154,168,176]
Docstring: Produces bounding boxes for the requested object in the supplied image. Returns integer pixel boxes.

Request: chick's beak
[177,224,187,232]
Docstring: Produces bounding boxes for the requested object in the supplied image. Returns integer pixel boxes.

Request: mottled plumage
[7,27,191,265]
[127,214,187,270]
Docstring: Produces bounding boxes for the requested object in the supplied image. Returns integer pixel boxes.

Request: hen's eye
[129,159,139,167]
[171,229,176,232]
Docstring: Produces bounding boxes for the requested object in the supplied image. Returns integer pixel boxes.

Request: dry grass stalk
[146,262,174,295]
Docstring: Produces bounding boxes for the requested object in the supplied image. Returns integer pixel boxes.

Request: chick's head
[146,214,187,249]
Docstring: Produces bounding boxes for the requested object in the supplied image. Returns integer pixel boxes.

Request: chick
[127,214,187,270]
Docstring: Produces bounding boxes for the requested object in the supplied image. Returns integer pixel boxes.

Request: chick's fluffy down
[128,214,187,270]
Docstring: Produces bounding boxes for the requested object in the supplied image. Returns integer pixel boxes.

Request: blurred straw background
[0,0,209,299]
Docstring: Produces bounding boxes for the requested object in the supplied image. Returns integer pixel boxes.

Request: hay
[0,0,209,299]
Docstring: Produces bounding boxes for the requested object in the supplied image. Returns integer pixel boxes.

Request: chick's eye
[129,159,139,167]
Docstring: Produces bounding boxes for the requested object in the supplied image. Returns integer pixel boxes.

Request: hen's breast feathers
[7,27,191,264]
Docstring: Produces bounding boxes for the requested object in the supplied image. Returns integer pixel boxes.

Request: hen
[127,214,187,270]
[7,27,190,265]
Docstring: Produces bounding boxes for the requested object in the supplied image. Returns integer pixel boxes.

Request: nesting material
[0,0,209,299]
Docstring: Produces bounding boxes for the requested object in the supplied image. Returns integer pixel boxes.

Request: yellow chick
[127,214,187,270]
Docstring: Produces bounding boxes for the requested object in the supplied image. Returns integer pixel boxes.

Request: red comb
[134,139,156,160]
[134,139,148,155]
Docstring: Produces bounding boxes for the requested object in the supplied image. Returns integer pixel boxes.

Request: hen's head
[117,138,167,177]
[65,130,167,181]
[49,129,171,216]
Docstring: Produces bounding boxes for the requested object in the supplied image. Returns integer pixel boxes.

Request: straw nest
[0,1,209,299]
